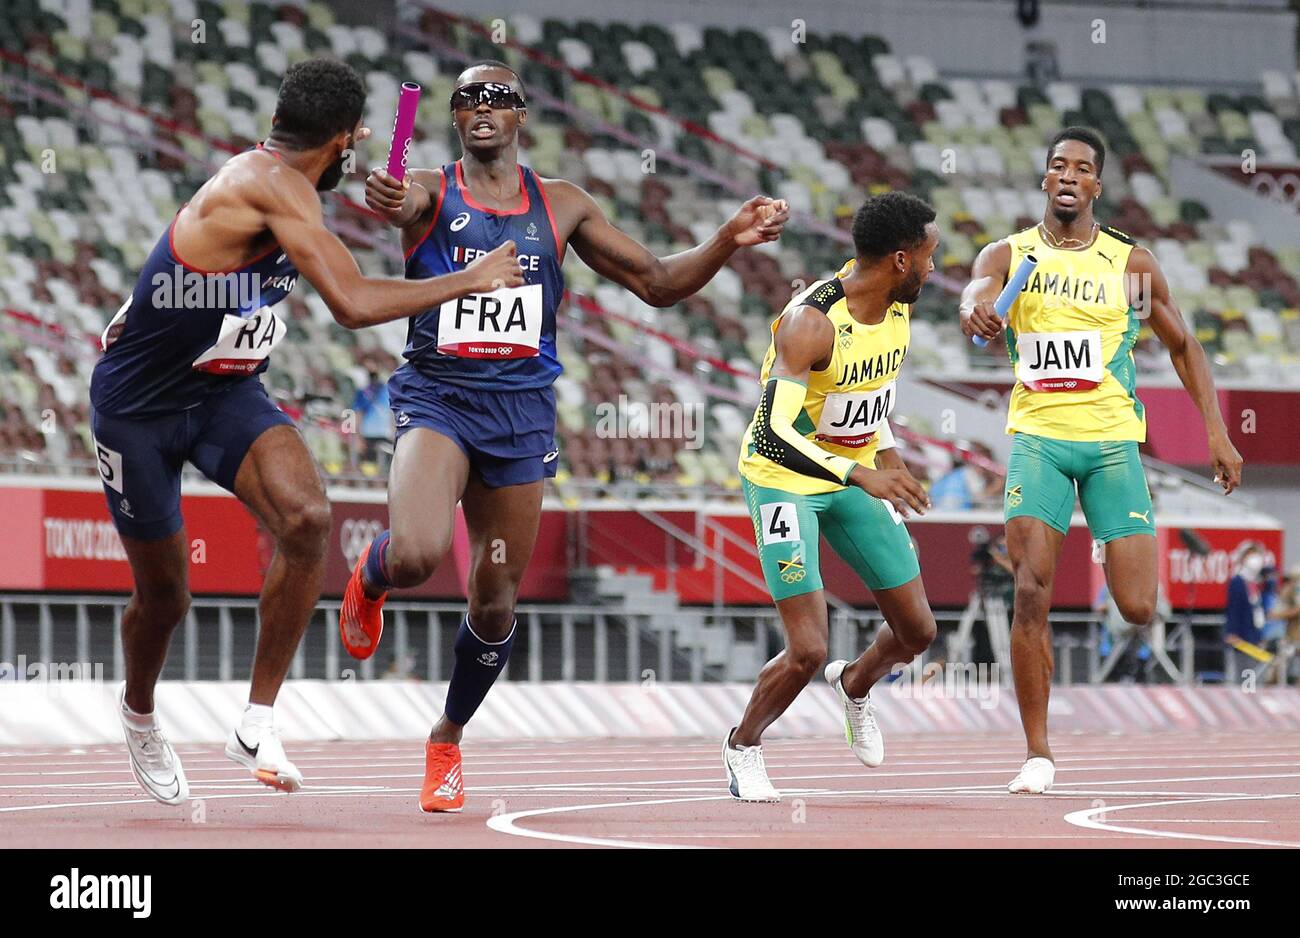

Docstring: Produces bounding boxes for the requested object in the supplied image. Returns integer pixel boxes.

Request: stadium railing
[0,593,1254,687]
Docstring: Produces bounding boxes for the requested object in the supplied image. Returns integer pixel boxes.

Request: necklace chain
[1039,222,1097,249]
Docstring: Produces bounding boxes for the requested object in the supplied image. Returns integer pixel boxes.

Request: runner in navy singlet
[341,60,792,812]
[91,59,524,806]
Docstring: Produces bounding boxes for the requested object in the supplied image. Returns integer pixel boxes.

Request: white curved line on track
[486,794,734,848]
[1063,794,1300,848]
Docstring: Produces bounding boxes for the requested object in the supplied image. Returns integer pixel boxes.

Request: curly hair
[270,58,366,150]
[1047,126,1106,176]
[851,191,936,259]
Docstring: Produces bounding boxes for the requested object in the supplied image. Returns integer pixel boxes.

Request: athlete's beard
[1049,205,1080,226]
[893,267,925,305]
[316,154,347,192]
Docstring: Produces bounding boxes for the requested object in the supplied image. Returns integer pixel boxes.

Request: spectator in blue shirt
[350,370,393,468]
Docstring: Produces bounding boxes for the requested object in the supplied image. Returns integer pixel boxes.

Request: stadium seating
[2,0,1298,492]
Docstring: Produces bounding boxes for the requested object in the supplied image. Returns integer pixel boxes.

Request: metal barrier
[0,594,1249,687]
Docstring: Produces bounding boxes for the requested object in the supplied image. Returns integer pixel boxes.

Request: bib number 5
[94,440,124,494]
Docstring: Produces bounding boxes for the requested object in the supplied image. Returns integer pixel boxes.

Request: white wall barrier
[3,679,1300,746]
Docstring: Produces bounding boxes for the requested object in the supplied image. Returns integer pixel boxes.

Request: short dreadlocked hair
[851,191,937,259]
[270,58,366,150]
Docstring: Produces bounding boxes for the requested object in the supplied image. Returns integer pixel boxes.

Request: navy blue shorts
[388,367,559,489]
[90,378,293,540]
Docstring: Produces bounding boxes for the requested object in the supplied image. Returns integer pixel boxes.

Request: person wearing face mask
[1224,542,1269,682]
[88,58,518,807]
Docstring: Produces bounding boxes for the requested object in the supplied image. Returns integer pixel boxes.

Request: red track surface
[2,732,1298,848]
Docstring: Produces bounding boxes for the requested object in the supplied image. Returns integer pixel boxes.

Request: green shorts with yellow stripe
[742,477,920,601]
[1004,433,1155,542]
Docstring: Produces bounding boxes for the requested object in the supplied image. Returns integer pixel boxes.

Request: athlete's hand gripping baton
[972,253,1038,348]
[385,82,422,182]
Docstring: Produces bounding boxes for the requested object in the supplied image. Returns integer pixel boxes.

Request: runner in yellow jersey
[960,127,1244,794]
[723,192,939,802]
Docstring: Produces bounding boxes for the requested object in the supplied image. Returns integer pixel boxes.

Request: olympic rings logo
[340,518,385,566]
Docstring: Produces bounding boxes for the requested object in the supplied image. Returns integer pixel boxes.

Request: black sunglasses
[450,81,526,112]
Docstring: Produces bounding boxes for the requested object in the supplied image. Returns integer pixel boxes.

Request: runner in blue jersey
[89,58,524,806]
[342,60,791,812]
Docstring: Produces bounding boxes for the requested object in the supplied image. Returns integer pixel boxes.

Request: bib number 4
[760,502,801,545]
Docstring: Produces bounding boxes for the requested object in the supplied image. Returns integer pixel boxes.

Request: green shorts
[1004,433,1155,542]
[742,477,920,601]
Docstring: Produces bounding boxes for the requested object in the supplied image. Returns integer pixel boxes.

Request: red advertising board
[1,483,569,600]
[40,488,265,593]
[1158,525,1285,608]
[0,482,1283,609]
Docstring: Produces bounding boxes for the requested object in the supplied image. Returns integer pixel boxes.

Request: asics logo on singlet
[450,212,471,232]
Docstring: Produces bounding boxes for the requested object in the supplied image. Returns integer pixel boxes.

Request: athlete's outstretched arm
[262,171,522,329]
[959,240,1011,340]
[762,307,929,516]
[1131,246,1243,494]
[560,182,789,307]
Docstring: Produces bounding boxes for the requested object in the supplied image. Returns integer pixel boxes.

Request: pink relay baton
[385,82,422,181]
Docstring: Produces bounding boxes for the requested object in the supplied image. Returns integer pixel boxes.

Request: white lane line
[608,833,763,839]
[17,748,1300,776]
[1120,819,1272,824]
[1063,794,1300,848]
[0,786,396,814]
[8,738,1298,768]
[486,795,735,849]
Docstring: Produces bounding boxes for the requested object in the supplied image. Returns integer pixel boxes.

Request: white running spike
[1008,757,1056,794]
[824,659,884,767]
[722,729,781,802]
[117,683,188,806]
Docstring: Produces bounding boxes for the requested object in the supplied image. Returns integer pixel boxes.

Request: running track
[2,732,1297,848]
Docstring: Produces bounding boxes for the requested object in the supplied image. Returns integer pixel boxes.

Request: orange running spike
[420,742,465,813]
[339,539,387,660]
